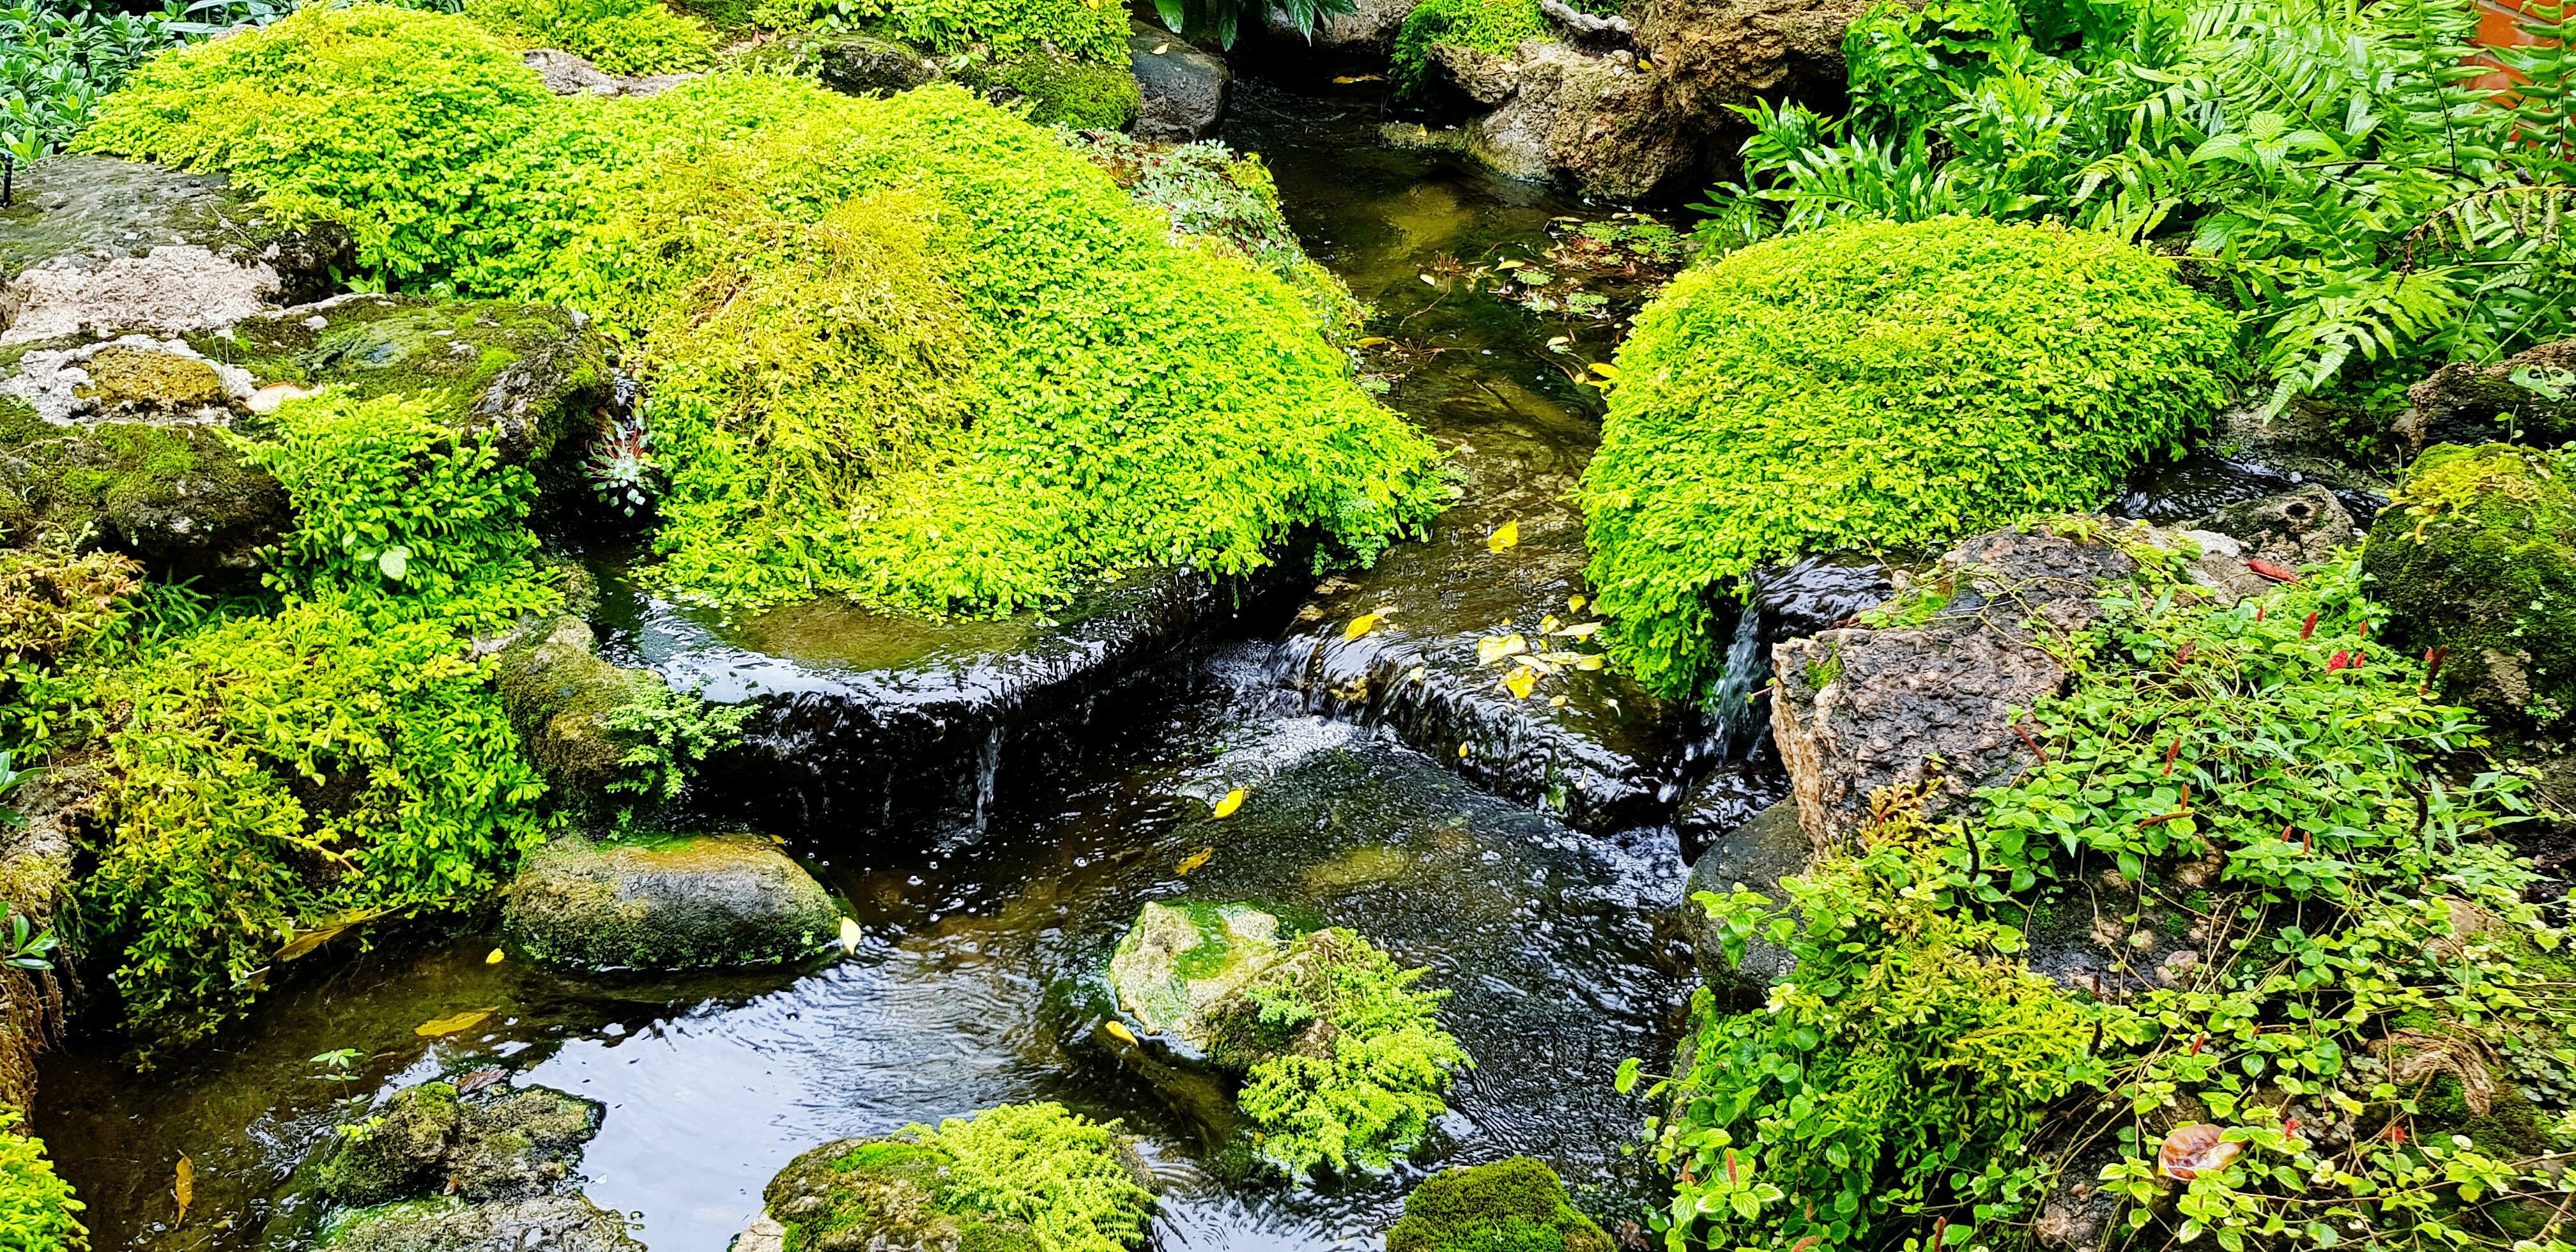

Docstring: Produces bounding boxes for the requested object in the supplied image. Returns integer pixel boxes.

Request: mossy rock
[2361,443,2576,733]
[0,393,289,579]
[806,33,944,95]
[760,1104,1154,1252]
[190,293,608,464]
[316,1195,643,1252]
[1105,900,1287,1048]
[1386,1158,1613,1252]
[500,832,838,972]
[954,49,1140,129]
[492,615,664,804]
[311,1081,603,1207]
[80,344,230,413]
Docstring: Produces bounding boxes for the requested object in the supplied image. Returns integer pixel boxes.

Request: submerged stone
[501,832,839,972]
[311,1081,603,1207]
[318,1195,643,1252]
[1384,1156,1614,1252]
[1107,900,1288,1046]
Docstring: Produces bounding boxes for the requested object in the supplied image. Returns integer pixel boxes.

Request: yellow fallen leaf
[1535,651,1586,664]
[839,917,863,954]
[1476,634,1530,665]
[1517,655,1560,677]
[1487,521,1519,552]
[1497,258,1525,269]
[1213,788,1246,819]
[1636,56,1653,70]
[1406,666,1428,684]
[1354,335,1390,346]
[1553,621,1604,638]
[174,1154,192,1227]
[274,923,348,963]
[1501,668,1538,699]
[1568,595,1588,613]
[1152,41,1169,52]
[1176,847,1213,874]
[415,1009,493,1038]
[486,948,505,965]
[1344,613,1386,641]
[1550,695,1569,707]
[1459,742,1472,758]
[1330,73,1384,82]
[1540,614,1560,634]
[1105,1020,1138,1045]
[1575,655,1606,671]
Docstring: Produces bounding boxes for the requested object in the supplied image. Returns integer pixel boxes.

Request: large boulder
[1106,900,1287,1047]
[1634,0,1875,134]
[2363,443,2575,740]
[500,832,839,972]
[1266,0,1422,50]
[1770,523,2264,845]
[809,34,944,95]
[0,154,351,342]
[1426,41,1694,198]
[1130,22,1231,140]
[2395,339,2576,452]
[306,1080,641,1252]
[1385,1157,1614,1252]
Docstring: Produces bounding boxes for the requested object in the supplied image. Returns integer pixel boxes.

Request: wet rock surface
[300,1078,641,1251]
[2114,406,2392,526]
[0,155,351,341]
[2396,336,2576,451]
[1680,799,1807,989]
[321,1195,645,1252]
[521,47,700,96]
[1131,21,1232,139]
[502,832,839,972]
[1425,41,1692,198]
[1107,900,1287,1046]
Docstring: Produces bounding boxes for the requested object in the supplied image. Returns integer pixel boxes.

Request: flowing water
[36,86,1710,1252]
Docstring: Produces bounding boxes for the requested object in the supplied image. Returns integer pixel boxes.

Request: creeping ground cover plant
[80,4,1446,615]
[1575,215,2234,700]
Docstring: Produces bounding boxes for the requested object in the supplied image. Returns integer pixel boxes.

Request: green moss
[313,1083,467,1206]
[0,395,288,576]
[0,1109,86,1252]
[958,50,1140,128]
[464,0,716,73]
[1577,216,2235,699]
[78,346,228,411]
[86,7,1443,616]
[2361,442,2576,731]
[1393,0,1544,95]
[768,1104,1152,1252]
[1386,1158,1611,1252]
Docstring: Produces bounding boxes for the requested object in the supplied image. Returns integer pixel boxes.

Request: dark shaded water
[37,88,1699,1252]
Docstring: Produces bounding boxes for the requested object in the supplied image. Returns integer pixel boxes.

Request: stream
[36,84,1713,1252]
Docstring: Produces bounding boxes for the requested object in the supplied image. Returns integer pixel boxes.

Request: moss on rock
[1107,900,1287,1046]
[500,832,838,972]
[762,1103,1153,1252]
[2362,442,2576,732]
[1385,1158,1611,1252]
[78,345,229,413]
[492,615,662,801]
[956,50,1140,128]
[318,1195,643,1252]
[0,394,289,579]
[313,1081,603,1207]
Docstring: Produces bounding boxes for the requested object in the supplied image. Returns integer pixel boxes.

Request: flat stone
[501,832,839,972]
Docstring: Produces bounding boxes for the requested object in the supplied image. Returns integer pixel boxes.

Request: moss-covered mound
[762,1103,1153,1252]
[1393,0,1543,95]
[0,1110,86,1252]
[465,0,714,75]
[1385,1158,1610,1252]
[82,4,1437,615]
[500,832,838,972]
[0,394,288,579]
[1576,216,2234,699]
[2362,442,2576,732]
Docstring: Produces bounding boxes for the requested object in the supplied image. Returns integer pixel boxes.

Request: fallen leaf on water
[1552,621,1604,638]
[1501,668,1538,699]
[454,1068,509,1096]
[1105,1020,1139,1045]
[2156,1123,2242,1180]
[1540,614,1560,634]
[1535,651,1586,665]
[839,917,862,954]
[174,1154,193,1227]
[1550,695,1569,708]
[1176,847,1213,874]
[275,923,349,963]
[1568,594,1588,613]
[1330,73,1383,82]
[1498,259,1526,269]
[1487,521,1519,552]
[1151,41,1169,52]
[1476,634,1529,665]
[1516,655,1560,677]
[1353,335,1390,347]
[1406,666,1428,683]
[486,947,505,965]
[1575,656,1606,671]
[1213,789,1246,820]
[1459,743,1471,759]
[1344,611,1391,641]
[415,1009,493,1038]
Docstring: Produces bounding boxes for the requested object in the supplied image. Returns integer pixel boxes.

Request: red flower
[2300,611,2320,639]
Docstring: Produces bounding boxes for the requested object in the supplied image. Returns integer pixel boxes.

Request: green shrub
[1576,215,2233,699]
[85,7,1443,615]
[464,0,715,73]
[775,1103,1153,1252]
[871,0,1125,63]
[0,1110,84,1251]
[1392,0,1542,95]
[1207,928,1469,1175]
[1385,1157,1611,1252]
[1066,132,1364,337]
[77,593,551,1046]
[957,49,1138,128]
[0,1,189,160]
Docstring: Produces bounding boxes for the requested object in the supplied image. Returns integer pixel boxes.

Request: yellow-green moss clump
[762,1104,1153,1252]
[0,1110,86,1251]
[84,4,1441,615]
[1386,1158,1611,1252]
[464,0,715,74]
[2362,442,2576,732]
[1577,216,2235,699]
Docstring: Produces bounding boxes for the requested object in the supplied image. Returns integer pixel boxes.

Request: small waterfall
[1702,599,1769,760]
[971,725,1003,836]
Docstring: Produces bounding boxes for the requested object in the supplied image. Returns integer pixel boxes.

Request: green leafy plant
[1577,215,2234,699]
[0,0,190,160]
[774,1103,1154,1252]
[1206,928,1471,1175]
[599,683,753,805]
[1392,0,1542,95]
[1717,0,2576,419]
[0,913,56,973]
[464,0,714,73]
[0,1108,85,1252]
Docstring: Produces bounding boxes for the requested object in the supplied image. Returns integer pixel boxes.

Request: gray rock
[1429,42,1694,199]
[0,155,351,341]
[521,47,699,96]
[312,1081,604,1207]
[1770,523,2269,846]
[1680,800,1811,989]
[1107,901,1286,1046]
[1266,0,1419,50]
[2189,485,2356,571]
[321,1195,644,1252]
[501,832,839,972]
[1130,22,1230,141]
[2395,337,2576,451]
[811,34,944,95]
